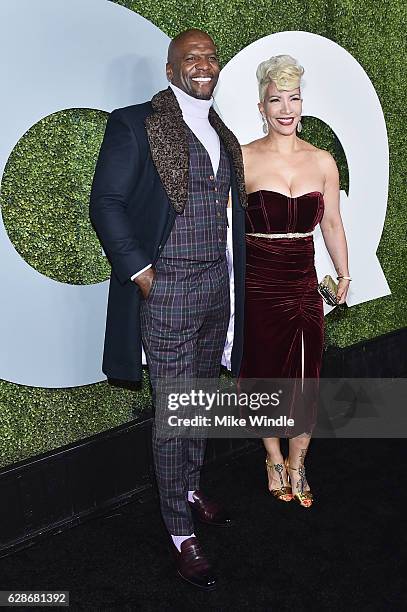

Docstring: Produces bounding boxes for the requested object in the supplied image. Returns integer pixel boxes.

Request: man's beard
[192,90,212,100]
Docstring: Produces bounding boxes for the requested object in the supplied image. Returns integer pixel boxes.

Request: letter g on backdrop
[0,1,390,388]
[0,0,169,388]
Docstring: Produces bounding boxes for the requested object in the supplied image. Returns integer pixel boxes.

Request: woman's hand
[336,278,350,304]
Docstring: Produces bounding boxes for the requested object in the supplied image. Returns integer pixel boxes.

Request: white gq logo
[0,4,390,388]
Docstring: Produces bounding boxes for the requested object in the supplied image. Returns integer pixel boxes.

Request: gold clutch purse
[318,275,338,306]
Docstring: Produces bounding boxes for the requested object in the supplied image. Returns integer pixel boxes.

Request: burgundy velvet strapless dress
[239,191,325,433]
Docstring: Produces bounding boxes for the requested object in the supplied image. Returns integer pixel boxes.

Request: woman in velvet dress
[239,56,350,507]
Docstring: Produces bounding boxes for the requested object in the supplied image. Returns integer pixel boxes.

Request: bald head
[167,29,215,63]
[166,29,220,100]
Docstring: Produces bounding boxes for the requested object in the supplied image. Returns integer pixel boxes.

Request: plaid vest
[161,127,230,260]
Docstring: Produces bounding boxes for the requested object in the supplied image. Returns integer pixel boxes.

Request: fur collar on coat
[145,87,247,213]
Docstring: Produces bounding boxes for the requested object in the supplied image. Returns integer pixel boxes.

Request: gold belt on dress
[246,231,313,239]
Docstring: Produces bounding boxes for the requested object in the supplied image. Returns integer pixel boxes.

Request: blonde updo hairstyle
[256,55,304,102]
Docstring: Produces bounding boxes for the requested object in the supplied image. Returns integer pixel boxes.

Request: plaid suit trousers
[140,255,230,534]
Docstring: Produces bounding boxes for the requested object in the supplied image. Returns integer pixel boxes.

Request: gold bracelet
[337,275,352,281]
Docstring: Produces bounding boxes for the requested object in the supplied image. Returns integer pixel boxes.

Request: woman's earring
[297,119,303,133]
[262,114,268,134]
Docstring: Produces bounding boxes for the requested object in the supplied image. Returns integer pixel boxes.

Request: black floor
[1,439,406,611]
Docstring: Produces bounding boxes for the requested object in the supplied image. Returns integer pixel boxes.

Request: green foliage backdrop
[0,0,405,467]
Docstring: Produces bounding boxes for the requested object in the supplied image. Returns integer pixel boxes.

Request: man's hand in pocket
[133,268,156,299]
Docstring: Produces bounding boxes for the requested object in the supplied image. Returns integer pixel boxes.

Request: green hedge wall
[0,0,405,468]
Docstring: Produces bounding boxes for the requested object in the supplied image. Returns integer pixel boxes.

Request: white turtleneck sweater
[131,83,221,280]
[169,83,220,174]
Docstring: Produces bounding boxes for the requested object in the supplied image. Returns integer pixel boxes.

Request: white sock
[171,533,195,552]
[187,490,196,503]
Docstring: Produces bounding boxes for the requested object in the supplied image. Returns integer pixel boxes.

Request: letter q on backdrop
[215,31,390,312]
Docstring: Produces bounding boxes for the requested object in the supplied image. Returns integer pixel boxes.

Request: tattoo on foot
[274,463,284,488]
[298,465,306,494]
[299,448,307,464]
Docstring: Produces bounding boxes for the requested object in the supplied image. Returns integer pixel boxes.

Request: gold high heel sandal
[285,458,314,508]
[265,458,293,502]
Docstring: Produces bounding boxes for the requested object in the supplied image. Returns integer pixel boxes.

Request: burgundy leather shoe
[189,490,232,527]
[173,537,217,590]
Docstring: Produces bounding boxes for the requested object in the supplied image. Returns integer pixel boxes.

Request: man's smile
[191,76,213,82]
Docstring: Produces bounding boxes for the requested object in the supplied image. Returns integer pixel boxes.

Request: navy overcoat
[90,88,247,382]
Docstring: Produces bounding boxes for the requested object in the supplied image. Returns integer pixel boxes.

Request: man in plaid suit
[90,29,246,590]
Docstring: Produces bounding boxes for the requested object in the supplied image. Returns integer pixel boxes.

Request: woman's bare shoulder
[241,138,265,152]
[300,139,333,159]
[300,140,337,167]
[241,139,265,163]
[314,147,338,171]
